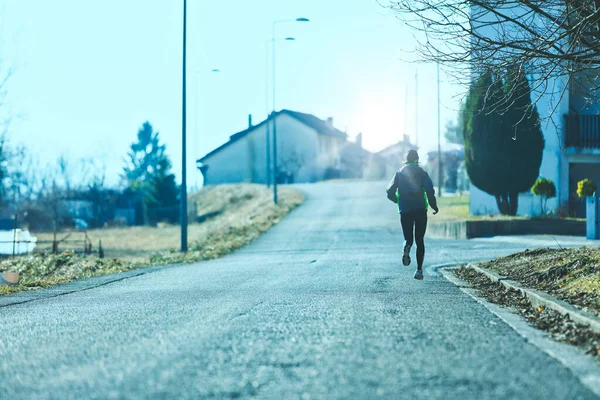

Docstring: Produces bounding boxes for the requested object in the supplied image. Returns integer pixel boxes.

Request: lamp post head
[211,69,220,72]
[296,18,310,22]
[285,37,296,41]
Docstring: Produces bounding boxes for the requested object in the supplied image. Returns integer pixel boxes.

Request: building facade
[469,5,600,217]
[197,110,380,185]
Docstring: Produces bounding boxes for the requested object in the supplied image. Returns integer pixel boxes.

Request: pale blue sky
[3,0,463,188]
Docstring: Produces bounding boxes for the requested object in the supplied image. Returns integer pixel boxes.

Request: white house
[375,135,418,178]
[469,5,600,218]
[197,110,381,185]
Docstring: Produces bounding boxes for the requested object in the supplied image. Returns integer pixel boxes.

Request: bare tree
[57,154,72,193]
[81,155,108,190]
[384,1,600,114]
[0,63,12,140]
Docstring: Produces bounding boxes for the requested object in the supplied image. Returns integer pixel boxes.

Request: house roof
[376,139,418,159]
[281,110,347,139]
[197,109,348,163]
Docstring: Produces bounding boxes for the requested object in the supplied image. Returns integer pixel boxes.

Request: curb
[467,263,600,334]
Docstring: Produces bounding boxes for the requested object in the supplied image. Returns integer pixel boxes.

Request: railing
[565,114,600,149]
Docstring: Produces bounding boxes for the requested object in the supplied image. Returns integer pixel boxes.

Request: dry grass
[1,185,303,295]
[480,247,600,316]
[33,185,303,261]
[434,195,470,221]
[0,254,140,295]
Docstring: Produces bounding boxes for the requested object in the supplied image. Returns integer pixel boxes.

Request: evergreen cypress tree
[501,65,545,214]
[464,70,506,211]
[146,158,179,223]
[463,67,544,215]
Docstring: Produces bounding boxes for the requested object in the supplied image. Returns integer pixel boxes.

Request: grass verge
[0,185,303,295]
[474,247,600,317]
[434,195,470,221]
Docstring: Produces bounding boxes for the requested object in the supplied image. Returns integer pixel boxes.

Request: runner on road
[386,150,439,280]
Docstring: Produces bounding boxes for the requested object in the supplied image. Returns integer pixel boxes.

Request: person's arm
[386,173,398,204]
[422,171,439,214]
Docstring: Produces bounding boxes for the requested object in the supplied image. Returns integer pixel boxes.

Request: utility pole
[270,18,308,204]
[415,71,419,148]
[403,83,408,143]
[265,40,271,189]
[194,71,199,192]
[437,62,443,197]
[272,23,278,204]
[180,0,188,252]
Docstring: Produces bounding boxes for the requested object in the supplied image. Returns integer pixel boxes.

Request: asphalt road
[0,181,597,399]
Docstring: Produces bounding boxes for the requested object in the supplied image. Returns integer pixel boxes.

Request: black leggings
[400,209,428,268]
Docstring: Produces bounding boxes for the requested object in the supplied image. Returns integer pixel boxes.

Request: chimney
[404,134,410,144]
[326,117,333,127]
[356,132,363,148]
[248,114,253,128]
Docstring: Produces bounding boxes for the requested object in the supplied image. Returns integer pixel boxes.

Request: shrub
[577,179,597,198]
[531,177,556,215]
[531,177,556,197]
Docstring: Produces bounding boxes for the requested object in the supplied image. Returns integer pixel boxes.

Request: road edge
[0,265,169,308]
[438,265,600,397]
[467,263,600,334]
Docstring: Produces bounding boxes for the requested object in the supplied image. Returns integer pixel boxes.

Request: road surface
[0,182,596,399]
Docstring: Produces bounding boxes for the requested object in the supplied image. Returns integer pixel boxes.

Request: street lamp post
[437,61,443,197]
[265,38,294,190]
[265,40,271,189]
[181,0,188,252]
[271,18,309,204]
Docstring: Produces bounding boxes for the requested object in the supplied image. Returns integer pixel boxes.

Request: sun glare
[353,97,406,152]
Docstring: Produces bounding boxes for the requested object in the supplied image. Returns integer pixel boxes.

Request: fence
[1,229,105,258]
[2,212,105,258]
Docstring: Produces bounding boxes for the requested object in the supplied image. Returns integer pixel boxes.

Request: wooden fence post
[12,213,17,257]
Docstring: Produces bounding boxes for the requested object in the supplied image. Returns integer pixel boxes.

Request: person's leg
[400,211,415,265]
[414,209,428,269]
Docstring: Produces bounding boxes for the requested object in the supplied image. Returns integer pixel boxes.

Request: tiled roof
[198,110,348,162]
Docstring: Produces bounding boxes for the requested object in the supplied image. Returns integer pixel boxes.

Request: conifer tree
[463,68,544,215]
[123,122,178,224]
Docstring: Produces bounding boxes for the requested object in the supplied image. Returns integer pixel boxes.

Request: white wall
[534,71,570,212]
[275,114,321,183]
[202,114,329,185]
[470,187,544,216]
[202,134,250,185]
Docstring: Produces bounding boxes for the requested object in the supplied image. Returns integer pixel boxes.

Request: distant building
[197,110,381,185]
[423,143,466,194]
[375,135,418,178]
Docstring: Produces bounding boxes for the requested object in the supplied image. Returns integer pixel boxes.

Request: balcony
[565,114,600,149]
